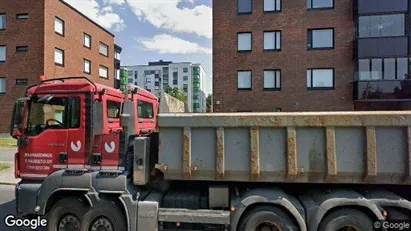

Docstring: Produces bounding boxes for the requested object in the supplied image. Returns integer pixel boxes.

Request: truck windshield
[26,97,80,136]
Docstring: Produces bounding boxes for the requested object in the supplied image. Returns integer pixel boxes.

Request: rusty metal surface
[216,128,225,180]
[158,111,411,127]
[157,112,411,185]
[325,127,337,183]
[365,127,377,183]
[250,127,260,180]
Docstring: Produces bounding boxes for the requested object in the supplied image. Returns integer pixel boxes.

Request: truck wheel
[318,208,373,231]
[81,199,126,231]
[46,197,88,231]
[238,206,298,231]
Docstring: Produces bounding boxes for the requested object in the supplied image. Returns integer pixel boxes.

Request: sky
[63,0,213,94]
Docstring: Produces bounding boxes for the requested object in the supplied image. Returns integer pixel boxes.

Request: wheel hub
[58,214,81,231]
[256,221,280,231]
[90,217,113,231]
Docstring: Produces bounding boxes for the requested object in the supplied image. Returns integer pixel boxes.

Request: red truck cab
[10,77,158,180]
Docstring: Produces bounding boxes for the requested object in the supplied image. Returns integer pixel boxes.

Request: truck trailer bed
[157,111,411,185]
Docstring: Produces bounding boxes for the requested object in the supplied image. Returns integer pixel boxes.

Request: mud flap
[137,201,159,231]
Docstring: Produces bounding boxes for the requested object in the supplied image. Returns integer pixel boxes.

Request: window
[238,32,252,52]
[238,70,252,90]
[84,59,91,74]
[107,101,121,118]
[138,100,154,119]
[308,29,334,49]
[99,42,108,57]
[16,14,29,20]
[69,98,81,129]
[307,69,334,89]
[307,0,334,9]
[15,79,28,85]
[99,66,108,79]
[0,14,5,30]
[173,72,178,85]
[264,70,281,90]
[358,58,409,80]
[16,46,28,52]
[0,77,5,94]
[54,17,64,36]
[84,33,91,48]
[0,46,5,62]
[183,84,188,92]
[54,48,64,66]
[238,0,252,14]
[264,31,281,51]
[183,68,188,73]
[359,14,405,38]
[264,0,281,12]
[115,51,120,60]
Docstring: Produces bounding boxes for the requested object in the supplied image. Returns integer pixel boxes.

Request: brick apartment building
[0,0,121,133]
[213,0,411,112]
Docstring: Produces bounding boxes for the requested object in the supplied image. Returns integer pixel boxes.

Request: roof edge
[58,0,115,37]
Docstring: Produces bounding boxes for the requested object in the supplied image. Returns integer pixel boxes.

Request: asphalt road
[0,149,15,162]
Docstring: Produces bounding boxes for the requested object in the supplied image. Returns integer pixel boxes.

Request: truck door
[100,99,121,170]
[18,95,69,178]
[65,96,87,169]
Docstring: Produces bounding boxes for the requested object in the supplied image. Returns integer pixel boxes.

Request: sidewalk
[0,161,20,185]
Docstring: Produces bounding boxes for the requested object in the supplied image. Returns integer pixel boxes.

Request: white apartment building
[122,60,207,113]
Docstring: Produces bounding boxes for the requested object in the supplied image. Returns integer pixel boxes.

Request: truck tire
[318,208,373,231]
[46,197,88,231]
[80,199,126,231]
[238,206,298,231]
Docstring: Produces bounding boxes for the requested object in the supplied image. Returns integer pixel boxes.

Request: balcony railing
[354,79,411,100]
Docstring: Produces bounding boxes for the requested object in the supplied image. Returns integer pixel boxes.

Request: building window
[15,79,28,85]
[264,31,281,51]
[0,77,5,94]
[238,32,252,52]
[307,68,334,89]
[307,0,334,9]
[308,28,334,50]
[183,84,188,92]
[54,17,64,36]
[264,0,281,12]
[99,42,108,57]
[84,59,91,74]
[238,70,252,90]
[264,70,281,90]
[0,14,5,30]
[183,68,188,73]
[358,58,409,80]
[358,14,405,38]
[99,66,108,79]
[183,76,188,81]
[115,51,120,60]
[16,14,29,20]
[173,72,178,85]
[0,46,5,62]
[84,33,91,49]
[54,48,64,66]
[16,46,28,52]
[238,0,252,14]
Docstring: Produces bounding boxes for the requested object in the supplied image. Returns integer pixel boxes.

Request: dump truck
[9,77,411,231]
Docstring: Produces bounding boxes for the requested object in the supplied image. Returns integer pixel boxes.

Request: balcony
[355,36,408,58]
[356,0,407,15]
[354,79,411,100]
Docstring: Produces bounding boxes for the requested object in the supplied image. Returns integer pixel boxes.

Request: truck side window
[137,100,154,119]
[107,101,121,118]
[69,97,81,128]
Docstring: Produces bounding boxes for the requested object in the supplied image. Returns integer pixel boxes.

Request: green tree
[164,87,187,104]
[206,94,212,112]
